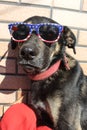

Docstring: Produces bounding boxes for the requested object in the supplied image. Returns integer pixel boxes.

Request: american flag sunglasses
[8,22,63,43]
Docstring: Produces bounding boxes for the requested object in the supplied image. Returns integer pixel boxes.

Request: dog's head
[9,16,76,75]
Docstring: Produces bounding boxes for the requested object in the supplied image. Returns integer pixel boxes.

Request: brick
[0,4,50,21]
[82,0,87,11]
[0,58,16,74]
[0,23,10,39]
[0,105,4,117]
[0,41,19,58]
[0,75,31,89]
[53,0,81,10]
[0,41,9,57]
[80,63,87,75]
[0,91,16,103]
[52,9,87,29]
[16,88,22,99]
[0,41,20,59]
[78,30,87,45]
[18,64,26,74]
[16,88,29,103]
[4,105,10,114]
[66,46,87,61]
[2,0,19,2]
[71,29,78,38]
[22,0,52,6]
[13,96,25,104]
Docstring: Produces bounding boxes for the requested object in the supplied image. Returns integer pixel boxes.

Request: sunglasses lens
[11,24,30,40]
[39,25,59,42]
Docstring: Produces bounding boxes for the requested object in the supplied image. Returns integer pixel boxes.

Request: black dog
[10,16,87,130]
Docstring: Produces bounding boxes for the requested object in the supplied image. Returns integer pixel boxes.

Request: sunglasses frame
[8,22,63,43]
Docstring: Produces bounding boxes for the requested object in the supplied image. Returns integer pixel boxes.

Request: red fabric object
[0,103,52,130]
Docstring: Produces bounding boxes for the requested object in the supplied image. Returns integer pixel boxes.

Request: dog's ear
[58,26,76,54]
[10,38,18,50]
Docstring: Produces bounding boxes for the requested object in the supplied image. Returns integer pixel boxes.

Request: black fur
[10,16,87,130]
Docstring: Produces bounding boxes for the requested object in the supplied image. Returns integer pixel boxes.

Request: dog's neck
[28,55,70,81]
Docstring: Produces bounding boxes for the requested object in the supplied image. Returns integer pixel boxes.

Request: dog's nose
[21,47,38,60]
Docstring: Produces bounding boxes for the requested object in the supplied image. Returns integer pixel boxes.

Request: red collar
[28,60,61,81]
[28,55,70,81]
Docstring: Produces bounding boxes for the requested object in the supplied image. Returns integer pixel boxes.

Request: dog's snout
[21,47,38,60]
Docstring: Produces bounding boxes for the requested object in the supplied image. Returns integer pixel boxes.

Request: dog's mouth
[19,61,40,74]
[24,65,41,75]
[19,59,50,75]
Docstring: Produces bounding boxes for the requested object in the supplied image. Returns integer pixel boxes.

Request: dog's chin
[19,62,49,75]
[18,58,51,75]
[24,66,41,75]
[24,66,49,75]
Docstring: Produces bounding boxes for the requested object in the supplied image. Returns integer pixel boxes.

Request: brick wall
[0,0,87,117]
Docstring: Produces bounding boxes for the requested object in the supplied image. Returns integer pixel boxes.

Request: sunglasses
[8,22,63,43]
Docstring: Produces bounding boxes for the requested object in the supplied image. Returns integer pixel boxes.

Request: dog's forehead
[25,16,57,24]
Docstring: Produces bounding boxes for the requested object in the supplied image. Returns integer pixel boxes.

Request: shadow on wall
[0,42,31,104]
